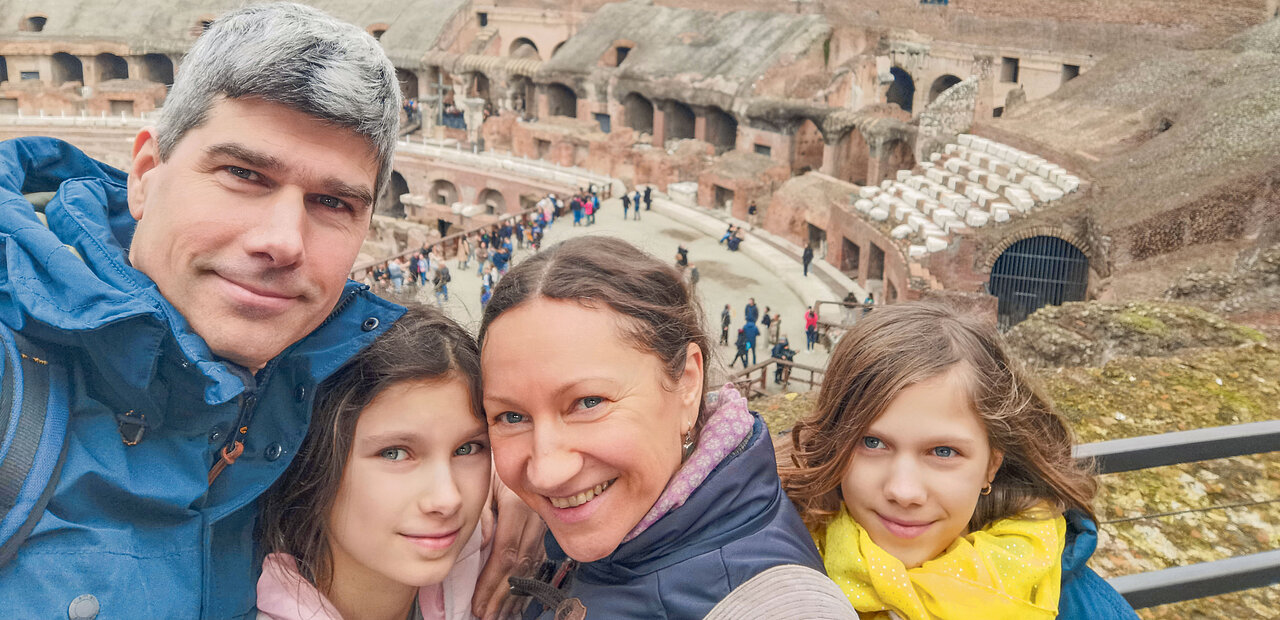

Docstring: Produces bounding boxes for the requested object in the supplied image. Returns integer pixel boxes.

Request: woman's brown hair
[478,235,713,437]
[781,301,1096,532]
[258,303,483,590]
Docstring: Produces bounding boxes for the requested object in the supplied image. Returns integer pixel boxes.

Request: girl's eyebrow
[865,427,978,448]
[358,431,420,446]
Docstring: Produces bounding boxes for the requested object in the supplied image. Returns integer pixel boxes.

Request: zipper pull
[207,440,245,485]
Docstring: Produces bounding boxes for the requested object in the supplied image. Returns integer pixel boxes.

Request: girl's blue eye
[861,436,883,449]
[498,412,525,425]
[933,446,956,458]
[380,447,409,461]
[455,442,484,456]
[579,396,603,409]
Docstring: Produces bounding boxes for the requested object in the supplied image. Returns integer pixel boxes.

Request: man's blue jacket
[0,137,403,618]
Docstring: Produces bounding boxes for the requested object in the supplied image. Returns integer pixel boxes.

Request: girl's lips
[402,529,459,551]
[877,514,934,539]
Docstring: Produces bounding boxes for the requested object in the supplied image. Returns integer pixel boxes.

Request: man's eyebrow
[204,142,374,209]
[204,142,284,172]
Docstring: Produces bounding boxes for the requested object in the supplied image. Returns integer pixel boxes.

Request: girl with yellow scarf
[781,303,1136,620]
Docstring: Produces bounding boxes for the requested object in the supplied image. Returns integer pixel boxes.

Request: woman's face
[327,377,491,593]
[840,366,1002,568]
[482,298,702,562]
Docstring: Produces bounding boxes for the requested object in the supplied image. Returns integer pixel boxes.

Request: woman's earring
[981,482,993,496]
[682,430,696,459]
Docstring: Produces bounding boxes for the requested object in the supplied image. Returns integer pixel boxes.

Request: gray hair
[157,2,401,196]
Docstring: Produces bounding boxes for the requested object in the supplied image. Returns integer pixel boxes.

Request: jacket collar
[0,137,401,405]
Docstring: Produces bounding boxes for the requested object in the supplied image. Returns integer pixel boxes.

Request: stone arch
[793,119,824,174]
[622,92,653,134]
[546,82,577,118]
[477,188,506,215]
[886,66,915,114]
[882,137,915,175]
[378,171,409,218]
[551,41,568,59]
[21,14,48,32]
[429,179,459,206]
[987,234,1090,329]
[980,225,1096,273]
[509,37,540,59]
[704,106,738,154]
[51,52,83,86]
[664,100,695,142]
[832,128,871,185]
[142,54,174,86]
[929,74,962,104]
[96,53,129,82]
[395,68,419,101]
[366,22,390,41]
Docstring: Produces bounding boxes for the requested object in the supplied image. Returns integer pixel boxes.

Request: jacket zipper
[207,358,278,485]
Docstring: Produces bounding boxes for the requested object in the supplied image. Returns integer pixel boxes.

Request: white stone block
[1038,186,1065,202]
[945,143,959,154]
[965,151,984,167]
[919,199,939,215]
[926,168,946,184]
[858,186,879,199]
[1016,153,1032,169]
[926,237,949,253]
[869,206,890,221]
[1060,176,1080,193]
[989,202,1013,220]
[985,175,1007,192]
[920,161,935,170]
[854,198,874,214]
[943,219,967,233]
[965,210,991,227]
[930,152,942,163]
[946,176,963,191]
[932,208,958,226]
[944,158,963,174]
[953,199,974,216]
[909,244,928,258]
[1035,162,1054,178]
[891,224,913,239]
[966,169,984,184]
[957,134,973,147]
[921,222,947,238]
[1007,168,1026,184]
[975,188,998,207]
[897,169,913,182]
[881,179,893,190]
[894,204,918,221]
[907,213,929,232]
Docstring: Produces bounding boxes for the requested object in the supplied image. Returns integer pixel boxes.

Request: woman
[478,237,853,619]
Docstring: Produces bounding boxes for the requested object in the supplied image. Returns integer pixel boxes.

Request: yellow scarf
[816,504,1065,620]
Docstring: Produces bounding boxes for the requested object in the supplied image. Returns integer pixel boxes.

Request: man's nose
[243,190,306,267]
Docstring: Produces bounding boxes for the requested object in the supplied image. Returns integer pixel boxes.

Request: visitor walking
[622,193,631,220]
[804,306,819,351]
[802,243,814,277]
[742,319,760,366]
[643,185,652,210]
[720,303,732,346]
[744,298,759,324]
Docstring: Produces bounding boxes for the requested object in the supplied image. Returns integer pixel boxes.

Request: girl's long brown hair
[780,302,1097,532]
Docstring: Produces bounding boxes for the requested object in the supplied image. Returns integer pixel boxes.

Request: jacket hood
[1061,509,1099,580]
[548,413,781,584]
[0,137,402,405]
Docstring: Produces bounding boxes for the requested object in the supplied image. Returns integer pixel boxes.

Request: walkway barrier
[729,357,825,397]
[1080,419,1280,608]
[349,205,540,278]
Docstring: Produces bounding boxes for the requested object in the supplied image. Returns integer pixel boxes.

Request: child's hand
[472,472,546,620]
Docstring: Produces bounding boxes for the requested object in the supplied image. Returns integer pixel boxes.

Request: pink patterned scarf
[623,384,755,542]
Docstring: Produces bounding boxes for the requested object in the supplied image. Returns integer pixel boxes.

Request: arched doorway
[546,82,577,118]
[142,54,174,86]
[509,38,539,59]
[886,67,915,114]
[622,92,653,134]
[96,53,129,82]
[929,74,962,104]
[378,171,409,217]
[988,236,1089,330]
[793,119,824,174]
[833,129,870,185]
[477,188,506,215]
[704,107,737,154]
[429,179,458,206]
[664,100,695,143]
[51,52,84,86]
[395,68,419,101]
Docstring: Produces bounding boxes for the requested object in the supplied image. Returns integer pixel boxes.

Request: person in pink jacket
[257,304,492,620]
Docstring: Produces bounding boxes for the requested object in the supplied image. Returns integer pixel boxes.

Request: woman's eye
[578,396,603,409]
[933,446,956,458]
[380,447,409,461]
[497,412,525,425]
[861,436,883,450]
[455,441,486,456]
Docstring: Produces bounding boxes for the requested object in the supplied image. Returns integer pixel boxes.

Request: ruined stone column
[420,94,440,137]
[461,96,486,146]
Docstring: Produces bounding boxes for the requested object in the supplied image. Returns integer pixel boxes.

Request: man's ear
[678,342,704,431]
[127,127,161,221]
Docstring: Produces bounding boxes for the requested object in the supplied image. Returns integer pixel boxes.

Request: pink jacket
[256,527,487,620]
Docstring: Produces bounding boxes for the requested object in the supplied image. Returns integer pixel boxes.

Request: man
[741,319,761,366]
[433,262,451,306]
[771,336,795,384]
[802,243,814,277]
[643,184,652,210]
[720,303,732,346]
[0,5,531,617]
[744,297,759,324]
[622,192,631,219]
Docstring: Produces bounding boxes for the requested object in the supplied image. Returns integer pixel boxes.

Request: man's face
[128,97,379,370]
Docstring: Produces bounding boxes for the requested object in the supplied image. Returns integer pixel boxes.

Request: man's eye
[455,441,485,456]
[861,436,883,450]
[380,447,409,461]
[497,412,525,425]
[578,396,603,409]
[933,446,956,458]
[314,195,350,211]
[226,166,257,181]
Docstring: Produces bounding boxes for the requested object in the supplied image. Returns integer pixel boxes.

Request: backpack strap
[0,330,68,568]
